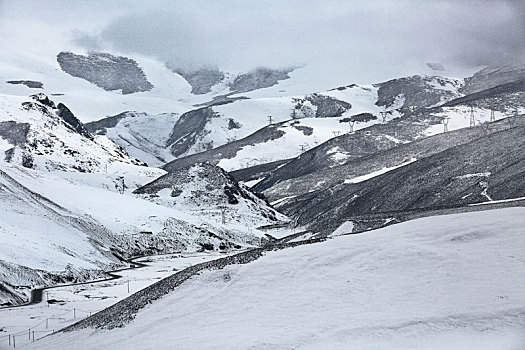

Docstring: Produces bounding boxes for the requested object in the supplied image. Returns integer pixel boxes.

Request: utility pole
[267,116,273,125]
[469,106,475,128]
[300,144,306,153]
[442,117,450,133]
[219,206,226,224]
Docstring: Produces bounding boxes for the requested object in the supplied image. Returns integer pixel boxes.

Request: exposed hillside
[374,75,462,108]
[263,117,516,203]
[57,52,153,94]
[280,123,525,234]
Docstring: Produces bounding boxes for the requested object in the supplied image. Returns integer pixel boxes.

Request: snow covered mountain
[89,75,465,172]
[247,74,525,195]
[134,162,284,228]
[0,93,144,172]
[0,93,287,306]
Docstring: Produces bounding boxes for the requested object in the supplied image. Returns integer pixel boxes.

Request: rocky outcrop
[57,52,153,94]
[375,75,462,109]
[229,67,294,93]
[168,66,225,95]
[166,107,218,157]
[6,80,43,89]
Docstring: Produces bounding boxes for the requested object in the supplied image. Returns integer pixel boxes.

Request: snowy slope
[0,93,144,172]
[27,208,525,349]
[86,111,180,167]
[0,167,122,305]
[134,162,285,228]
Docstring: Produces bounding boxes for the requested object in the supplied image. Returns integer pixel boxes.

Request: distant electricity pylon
[507,107,518,127]
[442,117,450,133]
[490,107,495,122]
[380,111,388,123]
[469,106,475,128]
[300,144,306,153]
[332,131,341,137]
[267,116,273,125]
[348,120,356,133]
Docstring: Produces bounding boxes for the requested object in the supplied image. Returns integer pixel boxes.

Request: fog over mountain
[1,0,523,85]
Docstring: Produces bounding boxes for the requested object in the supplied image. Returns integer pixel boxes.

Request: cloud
[2,0,524,82]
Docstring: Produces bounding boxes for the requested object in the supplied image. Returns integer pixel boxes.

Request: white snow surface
[27,207,525,349]
[102,111,180,167]
[344,158,417,184]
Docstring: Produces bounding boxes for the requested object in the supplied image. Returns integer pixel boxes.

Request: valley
[0,2,523,348]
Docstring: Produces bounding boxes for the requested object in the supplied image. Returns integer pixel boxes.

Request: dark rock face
[230,159,291,184]
[375,75,460,109]
[461,61,525,95]
[56,103,93,140]
[229,67,294,93]
[85,112,130,135]
[0,121,30,146]
[166,107,218,157]
[228,118,241,130]
[6,80,43,89]
[30,93,55,108]
[168,66,225,95]
[340,112,377,123]
[253,129,400,193]
[305,94,352,118]
[57,52,153,94]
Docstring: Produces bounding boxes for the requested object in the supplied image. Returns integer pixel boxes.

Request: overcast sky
[0,0,523,82]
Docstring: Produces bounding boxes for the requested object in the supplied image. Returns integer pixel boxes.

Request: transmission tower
[508,107,518,127]
[332,131,341,137]
[268,115,273,125]
[442,117,450,133]
[348,120,355,133]
[380,111,388,123]
[490,107,495,122]
[469,106,475,128]
[300,144,306,153]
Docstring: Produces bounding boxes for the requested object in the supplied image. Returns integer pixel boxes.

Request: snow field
[25,207,525,349]
[0,251,235,349]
